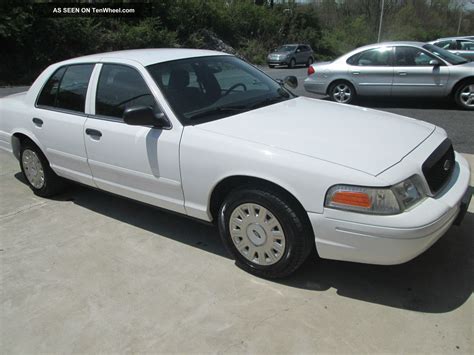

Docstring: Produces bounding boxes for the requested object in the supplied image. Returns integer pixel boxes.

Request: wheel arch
[326,78,357,96]
[450,76,474,97]
[11,131,43,160]
[209,175,313,233]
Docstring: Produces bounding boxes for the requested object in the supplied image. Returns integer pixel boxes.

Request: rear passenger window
[37,64,94,113]
[95,64,157,119]
[56,65,94,112]
[348,47,392,66]
[37,67,66,107]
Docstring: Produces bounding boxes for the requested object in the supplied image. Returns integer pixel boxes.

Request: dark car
[267,44,314,68]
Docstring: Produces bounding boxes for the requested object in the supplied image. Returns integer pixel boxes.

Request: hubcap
[229,203,286,266]
[333,84,352,103]
[459,84,474,107]
[22,149,45,189]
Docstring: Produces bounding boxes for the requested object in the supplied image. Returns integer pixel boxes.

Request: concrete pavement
[0,148,473,353]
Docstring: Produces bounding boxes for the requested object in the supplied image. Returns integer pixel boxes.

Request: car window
[297,46,305,52]
[423,44,467,65]
[37,67,67,107]
[395,46,436,66]
[37,64,94,112]
[276,45,296,52]
[147,55,291,125]
[458,40,474,50]
[348,47,392,66]
[434,40,455,50]
[95,64,157,119]
[55,64,94,112]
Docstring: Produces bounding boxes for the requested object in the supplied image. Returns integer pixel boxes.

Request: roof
[58,48,230,67]
[364,41,426,48]
[435,36,474,41]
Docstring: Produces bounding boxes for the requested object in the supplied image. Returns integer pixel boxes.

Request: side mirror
[296,49,301,53]
[283,75,298,89]
[123,106,169,128]
[429,59,441,66]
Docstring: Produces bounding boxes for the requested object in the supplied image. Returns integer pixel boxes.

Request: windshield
[147,56,294,125]
[276,45,296,52]
[423,44,468,65]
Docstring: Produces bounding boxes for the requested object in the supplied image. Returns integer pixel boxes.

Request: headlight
[325,175,426,215]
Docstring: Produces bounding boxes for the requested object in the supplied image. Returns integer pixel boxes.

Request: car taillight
[307,65,315,75]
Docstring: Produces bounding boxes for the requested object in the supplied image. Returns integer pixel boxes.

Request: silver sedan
[304,41,474,110]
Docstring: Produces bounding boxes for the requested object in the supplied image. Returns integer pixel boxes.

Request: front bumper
[267,61,288,66]
[308,154,471,265]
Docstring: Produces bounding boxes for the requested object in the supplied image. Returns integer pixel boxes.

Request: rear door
[392,46,450,97]
[33,63,95,185]
[83,61,185,213]
[347,46,394,96]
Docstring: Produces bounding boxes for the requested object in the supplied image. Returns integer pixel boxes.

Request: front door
[392,46,450,97]
[83,63,185,213]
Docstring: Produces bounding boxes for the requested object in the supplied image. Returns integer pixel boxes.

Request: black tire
[306,57,314,67]
[19,139,66,197]
[268,64,275,68]
[454,80,474,110]
[218,187,314,279]
[288,58,296,69]
[328,80,356,104]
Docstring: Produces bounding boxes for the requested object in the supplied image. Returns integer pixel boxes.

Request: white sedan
[0,49,471,278]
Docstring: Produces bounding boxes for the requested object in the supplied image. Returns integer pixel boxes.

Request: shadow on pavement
[14,173,473,314]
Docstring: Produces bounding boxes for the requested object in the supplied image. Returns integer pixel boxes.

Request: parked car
[267,44,314,68]
[0,49,471,278]
[429,36,474,61]
[304,41,474,110]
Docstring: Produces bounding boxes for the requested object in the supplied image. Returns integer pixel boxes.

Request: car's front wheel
[454,81,474,110]
[328,81,356,104]
[20,140,66,197]
[218,187,314,279]
[288,58,296,69]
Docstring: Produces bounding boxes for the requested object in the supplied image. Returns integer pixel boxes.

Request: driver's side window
[96,64,157,120]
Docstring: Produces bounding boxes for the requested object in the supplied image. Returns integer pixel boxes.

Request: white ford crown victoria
[0,49,471,278]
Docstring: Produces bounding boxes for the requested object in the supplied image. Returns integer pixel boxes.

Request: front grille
[422,139,455,195]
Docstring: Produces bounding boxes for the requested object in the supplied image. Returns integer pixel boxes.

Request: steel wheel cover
[332,84,352,103]
[229,203,286,266]
[22,149,45,189]
[459,84,474,107]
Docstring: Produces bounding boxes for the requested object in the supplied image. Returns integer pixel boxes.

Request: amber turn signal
[331,191,372,208]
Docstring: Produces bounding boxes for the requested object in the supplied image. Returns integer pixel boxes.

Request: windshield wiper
[187,105,247,120]
[250,95,288,110]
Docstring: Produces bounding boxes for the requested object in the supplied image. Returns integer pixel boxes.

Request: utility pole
[377,0,385,43]
[457,7,464,35]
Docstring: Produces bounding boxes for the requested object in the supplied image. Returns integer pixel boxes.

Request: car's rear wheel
[20,140,66,197]
[288,58,296,69]
[218,187,314,279]
[454,81,474,110]
[328,81,356,104]
[268,64,275,68]
[306,57,314,67]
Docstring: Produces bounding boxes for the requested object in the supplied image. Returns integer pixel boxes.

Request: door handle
[398,72,407,76]
[352,72,360,75]
[85,128,102,138]
[32,117,43,127]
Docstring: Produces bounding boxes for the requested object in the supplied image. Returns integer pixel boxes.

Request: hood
[270,51,292,56]
[197,97,435,176]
